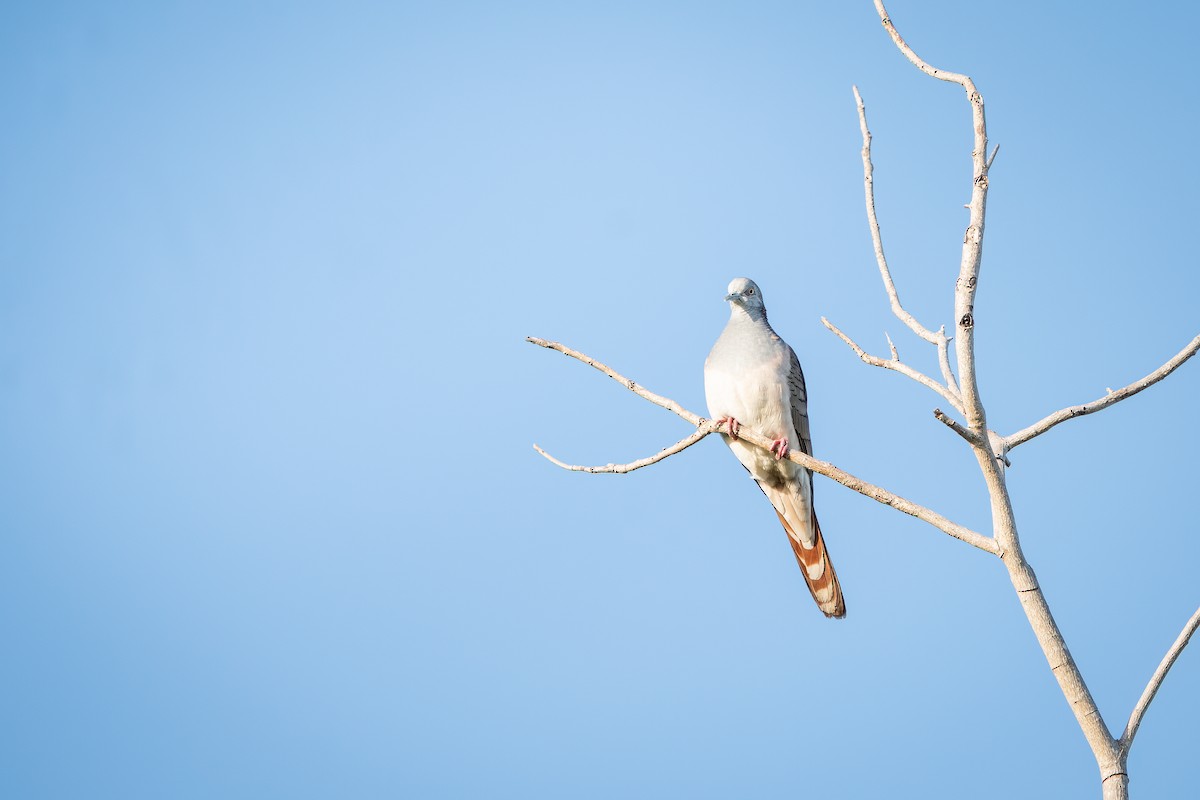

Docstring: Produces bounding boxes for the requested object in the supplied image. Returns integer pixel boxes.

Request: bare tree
[528,3,1200,798]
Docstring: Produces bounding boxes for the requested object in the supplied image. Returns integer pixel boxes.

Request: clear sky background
[2,1,1197,798]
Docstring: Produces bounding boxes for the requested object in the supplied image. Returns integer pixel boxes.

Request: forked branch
[822,317,963,413]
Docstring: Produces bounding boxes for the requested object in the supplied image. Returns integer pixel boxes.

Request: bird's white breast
[704,321,800,481]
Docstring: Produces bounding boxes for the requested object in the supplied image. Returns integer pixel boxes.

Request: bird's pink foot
[717,417,741,440]
[769,437,789,460]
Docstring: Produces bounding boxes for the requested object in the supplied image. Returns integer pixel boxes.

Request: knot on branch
[959,312,974,329]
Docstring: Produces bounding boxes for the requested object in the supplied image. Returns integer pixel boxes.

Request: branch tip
[933,408,977,444]
[986,144,1000,171]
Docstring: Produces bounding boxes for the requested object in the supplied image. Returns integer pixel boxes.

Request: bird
[704,277,846,618]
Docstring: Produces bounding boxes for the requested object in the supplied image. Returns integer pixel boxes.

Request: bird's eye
[746,287,755,295]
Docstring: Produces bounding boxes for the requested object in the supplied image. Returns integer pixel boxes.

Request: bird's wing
[786,346,812,465]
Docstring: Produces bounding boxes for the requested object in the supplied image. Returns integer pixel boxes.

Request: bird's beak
[725,292,741,303]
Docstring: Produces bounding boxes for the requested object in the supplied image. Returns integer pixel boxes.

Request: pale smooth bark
[849,83,961,403]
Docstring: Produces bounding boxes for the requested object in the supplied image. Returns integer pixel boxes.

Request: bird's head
[724,277,766,316]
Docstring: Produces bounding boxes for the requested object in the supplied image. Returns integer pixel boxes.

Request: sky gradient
[2,2,1198,798]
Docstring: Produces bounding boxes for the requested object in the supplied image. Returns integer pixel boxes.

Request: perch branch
[1119,604,1200,755]
[528,336,996,555]
[1005,334,1200,450]
[823,317,964,413]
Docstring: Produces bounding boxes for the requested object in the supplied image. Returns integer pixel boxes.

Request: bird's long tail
[775,509,846,618]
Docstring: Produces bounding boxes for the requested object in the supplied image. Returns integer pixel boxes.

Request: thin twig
[533,423,718,474]
[528,336,996,554]
[526,336,703,425]
[934,408,978,445]
[1005,334,1200,451]
[852,84,961,406]
[1119,605,1200,755]
[986,144,1000,171]
[853,85,938,345]
[823,317,964,413]
[936,327,960,397]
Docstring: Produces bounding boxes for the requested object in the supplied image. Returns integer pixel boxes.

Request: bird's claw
[717,417,741,440]
[769,438,789,460]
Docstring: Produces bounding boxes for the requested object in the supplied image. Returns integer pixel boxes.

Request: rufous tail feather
[774,510,846,618]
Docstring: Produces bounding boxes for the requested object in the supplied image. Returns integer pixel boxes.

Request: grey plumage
[704,277,845,618]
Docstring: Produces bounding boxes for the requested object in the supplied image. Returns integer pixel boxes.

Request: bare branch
[852,85,939,345]
[533,423,718,474]
[986,144,1000,171]
[874,1,971,87]
[528,336,996,554]
[525,336,703,425]
[936,326,960,398]
[933,408,978,445]
[823,317,964,413]
[1120,605,1200,755]
[1005,334,1200,451]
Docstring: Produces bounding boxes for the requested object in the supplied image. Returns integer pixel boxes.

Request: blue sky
[2,1,1198,797]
